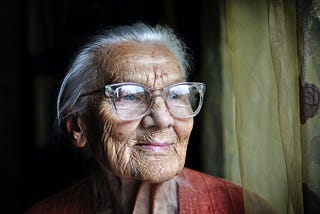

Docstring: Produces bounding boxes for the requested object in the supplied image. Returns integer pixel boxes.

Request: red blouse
[25,167,244,213]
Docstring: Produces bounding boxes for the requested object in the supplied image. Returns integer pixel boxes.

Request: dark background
[0,0,220,213]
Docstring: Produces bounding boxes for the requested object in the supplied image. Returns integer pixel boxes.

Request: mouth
[135,142,173,154]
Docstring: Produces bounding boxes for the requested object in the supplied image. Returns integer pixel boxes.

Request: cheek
[99,101,140,141]
[99,108,141,174]
[175,119,194,143]
[111,122,139,141]
[102,120,141,178]
[172,119,193,161]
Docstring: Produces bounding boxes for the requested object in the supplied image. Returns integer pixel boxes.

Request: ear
[66,116,87,148]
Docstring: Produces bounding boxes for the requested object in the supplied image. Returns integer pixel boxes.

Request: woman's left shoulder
[178,167,244,213]
[179,167,243,192]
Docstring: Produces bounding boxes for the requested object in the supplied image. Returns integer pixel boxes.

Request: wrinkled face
[96,42,194,183]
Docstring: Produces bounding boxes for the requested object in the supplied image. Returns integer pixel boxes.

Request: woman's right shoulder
[24,176,95,214]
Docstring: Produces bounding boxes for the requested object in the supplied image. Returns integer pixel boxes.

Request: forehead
[103,42,184,88]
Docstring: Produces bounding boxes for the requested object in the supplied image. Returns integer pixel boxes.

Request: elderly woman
[26,22,244,213]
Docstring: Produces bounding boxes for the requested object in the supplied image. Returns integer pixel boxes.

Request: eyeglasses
[81,82,206,120]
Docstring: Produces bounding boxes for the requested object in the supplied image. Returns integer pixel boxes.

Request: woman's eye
[123,94,136,100]
[169,93,179,99]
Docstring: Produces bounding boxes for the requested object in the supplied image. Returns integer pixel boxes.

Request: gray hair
[56,22,192,133]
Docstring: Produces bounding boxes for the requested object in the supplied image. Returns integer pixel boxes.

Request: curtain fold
[220,0,304,212]
[268,1,303,213]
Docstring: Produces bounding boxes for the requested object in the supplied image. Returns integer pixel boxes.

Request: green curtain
[201,0,320,212]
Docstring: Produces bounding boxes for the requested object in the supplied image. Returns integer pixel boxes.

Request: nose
[141,97,174,129]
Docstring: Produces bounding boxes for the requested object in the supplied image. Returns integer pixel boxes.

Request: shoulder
[24,176,94,214]
[178,167,244,213]
[179,167,243,194]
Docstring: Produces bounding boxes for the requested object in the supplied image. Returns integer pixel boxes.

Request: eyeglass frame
[80,81,206,120]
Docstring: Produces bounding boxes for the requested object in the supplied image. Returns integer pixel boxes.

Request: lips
[135,142,172,153]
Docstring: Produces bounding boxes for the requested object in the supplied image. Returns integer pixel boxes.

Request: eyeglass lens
[110,83,204,119]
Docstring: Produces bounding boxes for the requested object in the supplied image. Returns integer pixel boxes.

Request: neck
[132,179,178,214]
[98,168,178,214]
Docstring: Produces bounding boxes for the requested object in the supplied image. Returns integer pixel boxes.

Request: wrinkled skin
[99,42,193,183]
[68,42,194,213]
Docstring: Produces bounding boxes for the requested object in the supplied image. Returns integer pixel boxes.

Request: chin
[111,161,183,184]
[135,161,185,183]
[141,172,178,183]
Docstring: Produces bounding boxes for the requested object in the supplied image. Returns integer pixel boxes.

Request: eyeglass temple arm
[79,88,105,97]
